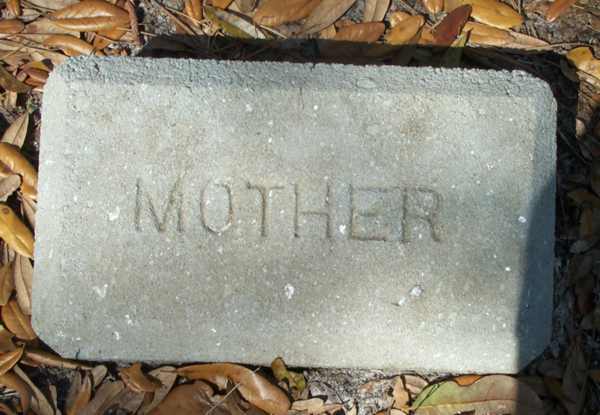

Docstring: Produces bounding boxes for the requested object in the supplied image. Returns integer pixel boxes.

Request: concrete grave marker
[33,57,556,373]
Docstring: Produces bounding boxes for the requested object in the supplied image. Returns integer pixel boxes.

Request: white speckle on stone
[245,103,253,112]
[505,267,511,272]
[284,283,295,299]
[267,120,274,127]
[211,328,217,333]
[92,284,108,299]
[313,105,319,110]
[108,206,120,221]
[339,225,346,234]
[397,297,406,306]
[125,314,133,325]
[216,342,221,347]
[114,331,120,340]
[518,216,527,223]
[217,246,223,254]
[410,285,423,297]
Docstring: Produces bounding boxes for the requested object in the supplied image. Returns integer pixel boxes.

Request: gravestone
[33,57,556,373]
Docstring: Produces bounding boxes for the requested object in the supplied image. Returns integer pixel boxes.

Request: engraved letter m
[134,178,183,233]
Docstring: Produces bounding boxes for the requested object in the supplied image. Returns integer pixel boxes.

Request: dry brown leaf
[0,371,31,412]
[333,22,385,42]
[20,195,35,230]
[0,66,30,94]
[147,382,219,415]
[0,204,33,259]
[27,0,78,10]
[271,357,305,395]
[432,4,471,45]
[22,349,92,370]
[545,0,576,21]
[23,17,79,44]
[445,0,523,28]
[205,5,266,38]
[411,375,543,414]
[13,364,56,415]
[138,366,178,414]
[0,143,37,200]
[13,255,31,316]
[253,0,320,27]
[0,347,22,376]
[392,378,410,410]
[183,0,203,22]
[44,34,96,56]
[1,113,28,148]
[0,175,21,202]
[235,0,256,12]
[91,365,107,387]
[363,0,390,21]
[0,326,15,352]
[0,20,25,34]
[291,398,344,414]
[177,363,290,415]
[567,47,600,81]
[80,380,125,415]
[384,15,424,44]
[66,372,92,415]
[212,0,234,8]
[93,26,127,49]
[51,0,130,31]
[301,0,356,34]
[1,299,36,340]
[0,402,16,415]
[422,0,443,13]
[463,21,547,48]
[453,375,482,386]
[7,0,22,16]
[0,262,14,306]
[119,362,161,393]
[562,344,587,415]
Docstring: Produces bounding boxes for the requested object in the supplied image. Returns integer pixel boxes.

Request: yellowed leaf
[301,0,356,34]
[545,0,576,21]
[177,363,290,415]
[363,0,390,21]
[567,47,600,81]
[333,21,385,42]
[44,34,96,56]
[445,0,523,28]
[254,0,320,27]
[0,347,22,376]
[0,262,13,306]
[13,255,31,315]
[93,26,127,49]
[120,362,161,393]
[0,143,37,200]
[0,371,31,412]
[0,204,33,259]
[20,194,35,230]
[0,20,24,34]
[463,21,548,48]
[51,0,130,31]
[0,326,15,352]
[1,299,35,340]
[0,175,20,202]
[183,0,203,22]
[1,113,28,148]
[384,15,424,44]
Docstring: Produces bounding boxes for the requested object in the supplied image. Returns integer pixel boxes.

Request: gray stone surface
[33,57,556,373]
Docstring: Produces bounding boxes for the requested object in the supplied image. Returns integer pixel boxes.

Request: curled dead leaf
[1,299,36,340]
[0,143,37,200]
[384,15,424,44]
[271,357,306,394]
[0,175,21,202]
[333,22,385,42]
[567,47,600,81]
[0,347,23,376]
[0,204,33,259]
[51,0,130,31]
[1,113,28,148]
[120,362,161,393]
[177,363,290,415]
[301,0,357,34]
[545,0,576,21]
[23,349,92,370]
[363,0,390,21]
[0,371,31,412]
[138,366,178,414]
[254,0,320,27]
[445,0,523,28]
[0,20,25,34]
[44,34,96,56]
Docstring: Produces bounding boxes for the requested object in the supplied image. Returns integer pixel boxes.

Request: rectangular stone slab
[33,57,556,373]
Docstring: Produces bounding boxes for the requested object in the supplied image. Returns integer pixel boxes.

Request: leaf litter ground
[0,0,599,413]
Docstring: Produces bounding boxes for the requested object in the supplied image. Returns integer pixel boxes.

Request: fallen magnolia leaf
[13,255,31,315]
[567,47,600,81]
[119,362,161,393]
[411,375,544,414]
[363,0,390,21]
[271,357,306,394]
[50,0,130,31]
[384,14,425,44]
[445,0,523,28]
[0,262,14,306]
[0,66,30,94]
[138,366,178,414]
[44,34,96,56]
[253,0,320,27]
[0,371,31,412]
[0,347,23,376]
[1,113,28,148]
[0,19,24,34]
[177,363,290,415]
[0,203,34,259]
[545,0,576,21]
[432,4,471,45]
[422,0,443,13]
[333,22,385,42]
[301,0,357,34]
[22,349,93,370]
[463,21,548,48]
[66,372,92,415]
[205,5,267,38]
[1,299,36,340]
[0,143,37,200]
